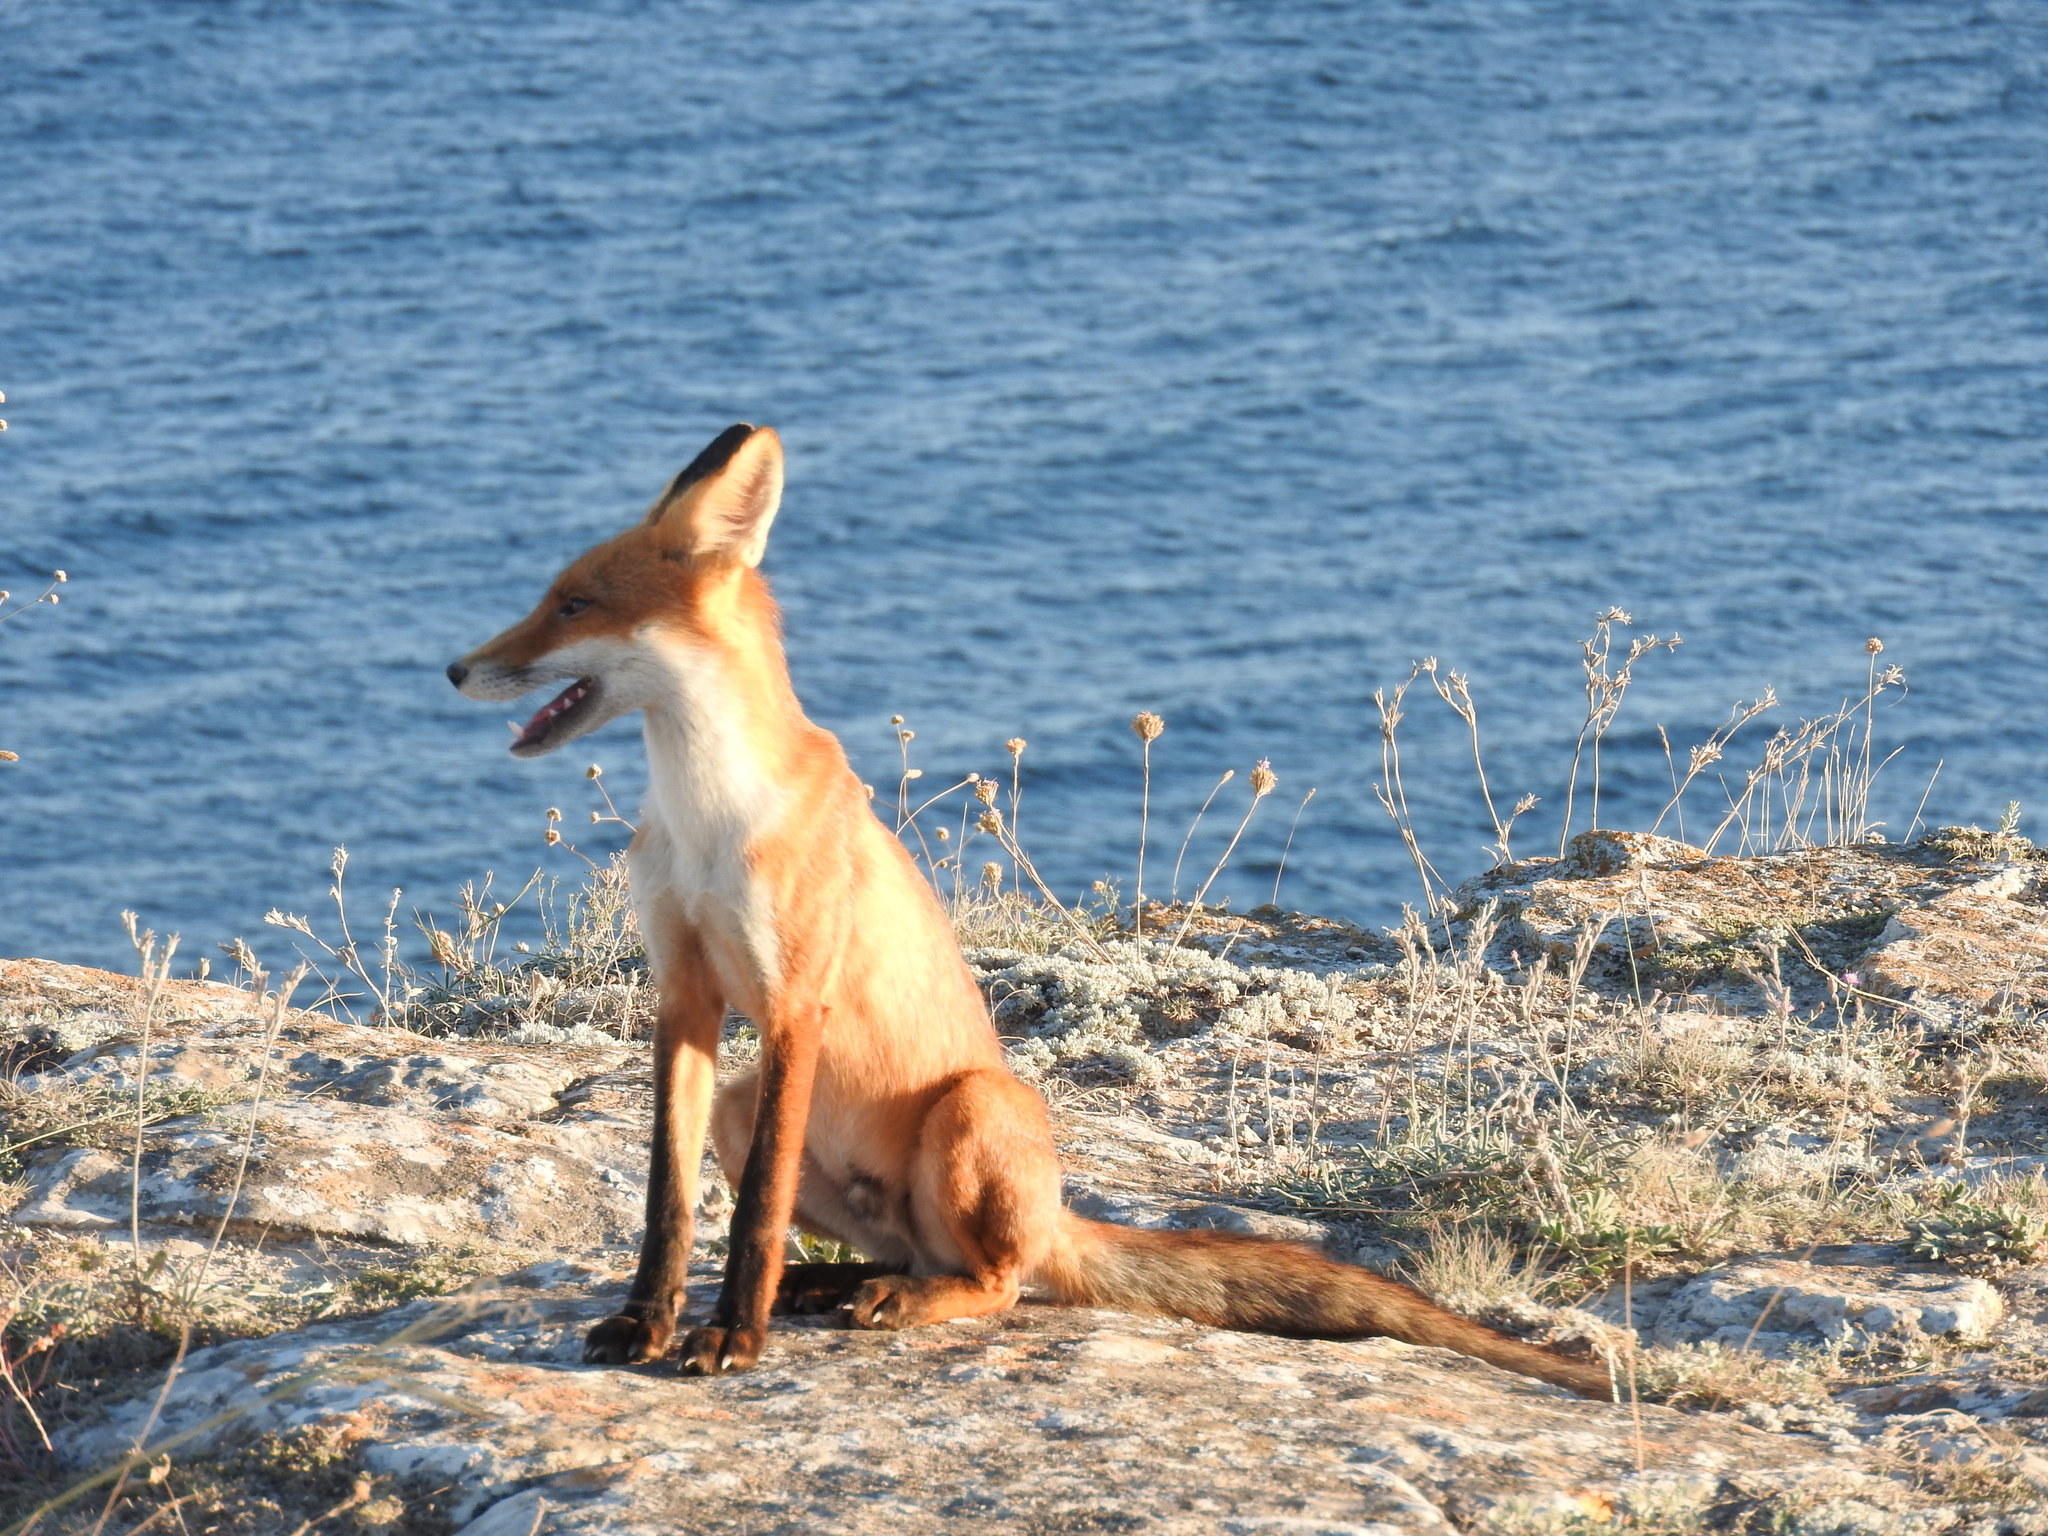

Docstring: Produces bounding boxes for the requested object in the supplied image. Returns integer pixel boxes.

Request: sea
[3,0,2046,975]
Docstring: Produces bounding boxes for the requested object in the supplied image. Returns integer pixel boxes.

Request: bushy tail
[1037,1215,1614,1399]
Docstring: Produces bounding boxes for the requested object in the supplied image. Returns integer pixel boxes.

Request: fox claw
[583,1312,673,1366]
[678,1323,766,1376]
[847,1276,923,1331]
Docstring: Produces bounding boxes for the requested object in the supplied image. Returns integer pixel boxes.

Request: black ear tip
[666,423,757,493]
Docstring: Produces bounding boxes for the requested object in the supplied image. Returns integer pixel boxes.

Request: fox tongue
[512,680,590,748]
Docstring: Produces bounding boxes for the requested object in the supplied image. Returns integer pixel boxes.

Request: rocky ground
[8,828,2048,1533]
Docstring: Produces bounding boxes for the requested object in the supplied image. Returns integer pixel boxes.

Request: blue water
[4,1,2047,974]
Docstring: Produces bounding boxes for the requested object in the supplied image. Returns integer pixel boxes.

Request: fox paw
[583,1311,674,1366]
[847,1276,929,1331]
[678,1323,767,1376]
[774,1262,891,1315]
[776,1279,848,1316]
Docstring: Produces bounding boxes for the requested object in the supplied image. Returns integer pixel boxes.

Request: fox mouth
[510,678,599,755]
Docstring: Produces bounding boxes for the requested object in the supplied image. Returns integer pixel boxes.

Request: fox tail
[1036,1214,1614,1399]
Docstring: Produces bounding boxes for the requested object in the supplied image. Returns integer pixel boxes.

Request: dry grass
[0,569,67,766]
[1270,923,2039,1285]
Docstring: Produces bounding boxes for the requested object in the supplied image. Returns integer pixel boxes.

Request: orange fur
[450,425,1613,1399]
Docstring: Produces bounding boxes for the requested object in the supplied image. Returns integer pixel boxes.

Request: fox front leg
[677,1014,822,1375]
[586,927,720,1365]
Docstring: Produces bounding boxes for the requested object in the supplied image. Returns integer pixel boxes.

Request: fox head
[448,423,786,757]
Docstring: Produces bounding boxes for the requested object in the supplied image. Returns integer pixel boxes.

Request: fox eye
[557,597,592,618]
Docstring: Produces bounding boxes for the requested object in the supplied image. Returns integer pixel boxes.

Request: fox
[446,423,1613,1398]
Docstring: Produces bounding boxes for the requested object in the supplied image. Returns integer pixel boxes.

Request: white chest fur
[630,637,787,993]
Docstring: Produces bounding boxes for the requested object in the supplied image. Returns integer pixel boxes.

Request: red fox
[448,424,1612,1398]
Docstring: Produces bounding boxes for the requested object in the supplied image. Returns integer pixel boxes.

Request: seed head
[1131,712,1164,744]
[1250,759,1277,799]
[899,729,915,742]
[904,768,923,780]
[544,829,561,846]
[863,783,876,799]
[45,592,58,606]
[978,810,1004,834]
[935,826,949,842]
[0,750,16,763]
[981,861,1004,889]
[1866,637,1883,655]
[586,764,602,779]
[890,714,904,725]
[974,779,998,805]
[546,807,561,822]
[54,571,65,583]
[1005,737,1026,758]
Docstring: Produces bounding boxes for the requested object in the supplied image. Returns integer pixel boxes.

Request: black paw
[677,1323,767,1375]
[583,1311,673,1365]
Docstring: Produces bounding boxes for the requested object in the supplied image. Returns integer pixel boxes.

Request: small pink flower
[1841,972,1861,986]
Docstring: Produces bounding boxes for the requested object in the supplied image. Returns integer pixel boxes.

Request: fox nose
[446,662,469,687]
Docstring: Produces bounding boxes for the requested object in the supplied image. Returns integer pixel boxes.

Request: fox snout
[447,640,613,757]
[444,655,531,702]
[445,648,556,704]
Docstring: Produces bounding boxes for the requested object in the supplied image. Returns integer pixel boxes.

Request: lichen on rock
[970,938,1373,1084]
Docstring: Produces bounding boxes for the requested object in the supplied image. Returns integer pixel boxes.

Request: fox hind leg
[847,1069,1062,1332]
[707,1066,1062,1333]
[708,1069,893,1320]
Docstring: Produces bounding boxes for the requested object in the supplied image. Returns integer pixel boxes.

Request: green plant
[1628,1339,1848,1413]
[791,1234,865,1264]
[1904,1178,2048,1274]
[1530,1197,1688,1286]
[1921,812,2034,865]
[0,1079,219,1184]
[341,1251,489,1313]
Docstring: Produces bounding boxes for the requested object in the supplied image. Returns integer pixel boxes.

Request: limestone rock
[52,1272,1935,1535]
[1858,862,2048,1014]
[1556,830,1711,879]
[5,965,640,1248]
[12,1095,643,1247]
[1649,1259,2003,1356]
[3,944,2037,1530]
[1448,832,2048,1011]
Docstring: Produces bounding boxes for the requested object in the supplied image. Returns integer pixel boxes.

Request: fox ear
[646,424,784,566]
